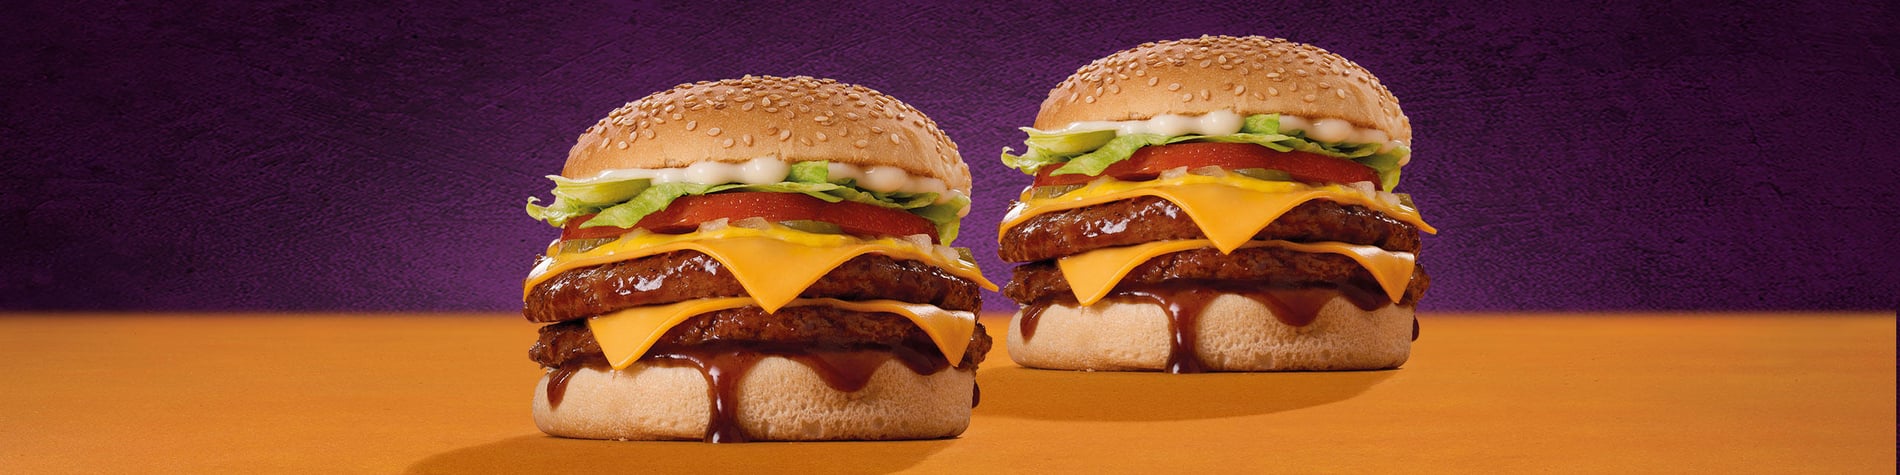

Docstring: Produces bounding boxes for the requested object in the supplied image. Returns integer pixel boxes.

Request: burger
[521,76,995,441]
[997,36,1435,373]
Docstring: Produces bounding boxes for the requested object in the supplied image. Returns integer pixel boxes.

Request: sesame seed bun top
[1034,36,1411,142]
[565,76,971,194]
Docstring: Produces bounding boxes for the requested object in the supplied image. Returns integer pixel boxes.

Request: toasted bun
[533,356,975,441]
[1034,35,1410,142]
[1006,293,1412,371]
[564,75,971,193]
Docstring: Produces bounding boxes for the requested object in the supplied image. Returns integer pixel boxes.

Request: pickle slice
[559,237,616,254]
[1232,168,1294,181]
[1028,184,1084,199]
[776,220,844,234]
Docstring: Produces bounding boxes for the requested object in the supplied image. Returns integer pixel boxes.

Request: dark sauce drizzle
[545,341,956,443]
[1018,280,1404,374]
[546,359,583,409]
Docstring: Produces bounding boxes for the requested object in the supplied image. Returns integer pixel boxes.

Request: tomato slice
[1034,142,1380,189]
[560,192,939,242]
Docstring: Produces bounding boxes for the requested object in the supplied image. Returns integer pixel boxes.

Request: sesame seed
[684,120,697,131]
[1167,83,1182,91]
[853,139,869,148]
[1303,94,1317,102]
[706,127,722,136]
[616,141,628,149]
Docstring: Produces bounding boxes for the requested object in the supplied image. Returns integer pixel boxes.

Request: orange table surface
[1,313,1892,473]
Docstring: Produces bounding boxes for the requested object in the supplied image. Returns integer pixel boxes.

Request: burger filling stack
[999,36,1436,373]
[522,76,995,441]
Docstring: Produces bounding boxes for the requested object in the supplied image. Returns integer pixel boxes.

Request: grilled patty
[998,197,1420,263]
[525,251,980,323]
[1003,246,1430,306]
[528,306,991,370]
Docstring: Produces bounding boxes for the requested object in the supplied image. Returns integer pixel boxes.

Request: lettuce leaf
[525,160,969,244]
[1000,113,1411,190]
[1046,134,1172,176]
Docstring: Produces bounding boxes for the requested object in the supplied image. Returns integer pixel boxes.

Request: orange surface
[0,313,1892,473]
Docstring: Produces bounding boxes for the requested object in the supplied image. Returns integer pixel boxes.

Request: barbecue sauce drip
[1017,298,1055,341]
[641,342,954,443]
[545,360,583,410]
[1018,281,1394,373]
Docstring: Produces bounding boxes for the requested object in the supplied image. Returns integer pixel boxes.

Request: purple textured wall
[3,1,1896,312]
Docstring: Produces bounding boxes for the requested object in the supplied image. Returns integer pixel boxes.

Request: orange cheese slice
[587,297,976,369]
[1001,174,1436,253]
[524,226,996,313]
[1056,239,1417,306]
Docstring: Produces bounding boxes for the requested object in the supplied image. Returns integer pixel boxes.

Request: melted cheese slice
[524,225,997,313]
[1057,239,1417,306]
[1001,174,1436,253]
[587,297,976,369]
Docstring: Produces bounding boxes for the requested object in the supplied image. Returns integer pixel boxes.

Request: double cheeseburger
[522,76,995,441]
[998,36,1435,373]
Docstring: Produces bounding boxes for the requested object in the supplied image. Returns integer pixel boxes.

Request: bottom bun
[533,356,974,441]
[1007,293,1413,371]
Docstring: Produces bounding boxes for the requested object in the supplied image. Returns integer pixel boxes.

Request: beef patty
[526,251,981,323]
[998,197,1420,262]
[529,306,992,370]
[1003,246,1430,306]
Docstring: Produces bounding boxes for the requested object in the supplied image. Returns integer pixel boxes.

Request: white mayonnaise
[562,157,968,206]
[1049,109,1245,137]
[1045,110,1411,159]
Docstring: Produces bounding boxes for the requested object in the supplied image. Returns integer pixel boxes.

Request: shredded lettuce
[1000,113,1410,190]
[525,160,968,244]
